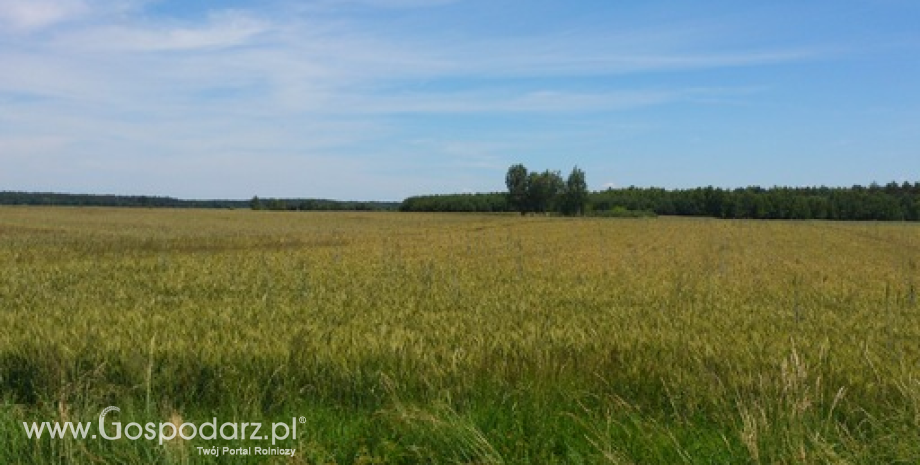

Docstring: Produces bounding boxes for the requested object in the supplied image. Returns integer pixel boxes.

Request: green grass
[1,208,919,463]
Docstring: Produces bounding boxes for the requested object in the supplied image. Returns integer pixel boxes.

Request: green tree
[560,166,588,216]
[267,198,287,210]
[249,196,263,210]
[527,170,564,214]
[505,164,530,215]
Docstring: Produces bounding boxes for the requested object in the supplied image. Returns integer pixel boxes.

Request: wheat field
[1,207,919,463]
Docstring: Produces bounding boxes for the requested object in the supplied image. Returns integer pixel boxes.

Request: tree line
[0,191,399,211]
[592,183,920,221]
[6,178,919,221]
[0,191,241,208]
[249,196,398,211]
[400,165,920,221]
[398,193,511,213]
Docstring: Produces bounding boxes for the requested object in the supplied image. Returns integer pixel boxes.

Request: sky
[1,0,919,200]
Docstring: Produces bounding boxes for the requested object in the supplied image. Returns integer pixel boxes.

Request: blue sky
[1,0,918,200]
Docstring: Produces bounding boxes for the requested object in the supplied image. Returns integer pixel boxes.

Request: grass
[1,207,919,463]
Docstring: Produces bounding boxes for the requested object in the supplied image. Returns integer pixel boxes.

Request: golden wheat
[1,207,918,463]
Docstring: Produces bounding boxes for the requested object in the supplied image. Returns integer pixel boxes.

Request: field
[1,207,919,464]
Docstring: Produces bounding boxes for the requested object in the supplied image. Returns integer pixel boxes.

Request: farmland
[1,207,919,463]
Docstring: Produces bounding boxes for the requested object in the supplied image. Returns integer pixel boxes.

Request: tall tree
[560,166,588,216]
[505,164,530,215]
[527,170,564,214]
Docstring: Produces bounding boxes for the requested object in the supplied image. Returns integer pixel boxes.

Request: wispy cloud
[3,2,812,110]
[3,0,891,199]
[310,0,459,9]
[322,89,681,114]
[0,0,87,32]
[62,10,270,51]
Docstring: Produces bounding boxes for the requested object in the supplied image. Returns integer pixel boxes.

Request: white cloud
[0,0,87,32]
[316,89,679,115]
[304,0,457,12]
[432,37,818,79]
[62,10,269,51]
[0,2,837,199]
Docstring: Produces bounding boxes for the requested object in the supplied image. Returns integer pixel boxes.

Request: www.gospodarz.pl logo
[24,406,303,457]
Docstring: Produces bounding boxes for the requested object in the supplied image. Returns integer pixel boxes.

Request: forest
[400,164,920,221]
[0,191,398,211]
[4,180,919,221]
[400,183,920,220]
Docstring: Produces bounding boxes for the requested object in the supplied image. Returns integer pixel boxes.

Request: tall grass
[1,208,918,463]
